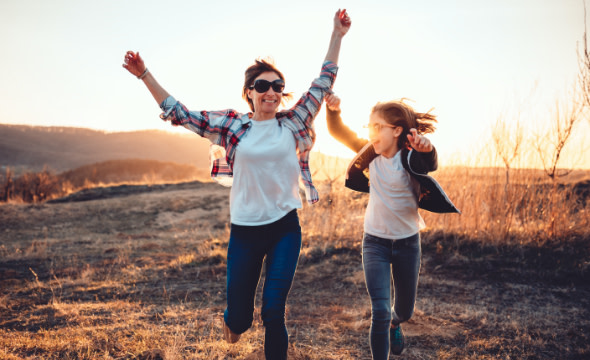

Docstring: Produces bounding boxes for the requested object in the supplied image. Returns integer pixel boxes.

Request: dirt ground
[0,181,588,359]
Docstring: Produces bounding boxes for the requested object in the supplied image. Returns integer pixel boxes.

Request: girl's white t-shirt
[364,151,426,240]
[230,118,302,225]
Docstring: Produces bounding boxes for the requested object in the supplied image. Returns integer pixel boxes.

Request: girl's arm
[408,148,438,174]
[407,128,438,173]
[325,94,368,153]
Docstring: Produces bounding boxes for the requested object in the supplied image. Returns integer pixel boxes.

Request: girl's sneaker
[390,324,405,355]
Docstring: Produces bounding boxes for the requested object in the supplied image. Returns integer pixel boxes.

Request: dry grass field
[1,162,589,359]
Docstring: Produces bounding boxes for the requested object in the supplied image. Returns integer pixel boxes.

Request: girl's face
[247,71,283,120]
[368,112,402,158]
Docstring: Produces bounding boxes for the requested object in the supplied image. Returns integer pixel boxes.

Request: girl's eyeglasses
[249,79,285,93]
[364,123,399,132]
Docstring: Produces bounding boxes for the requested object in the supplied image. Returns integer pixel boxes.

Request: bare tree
[534,97,583,181]
[492,112,524,186]
[491,112,525,237]
[533,95,584,237]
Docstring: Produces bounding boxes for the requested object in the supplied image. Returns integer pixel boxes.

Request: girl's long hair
[371,99,437,150]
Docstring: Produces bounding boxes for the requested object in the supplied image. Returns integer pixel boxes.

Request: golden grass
[0,163,589,359]
[305,155,590,247]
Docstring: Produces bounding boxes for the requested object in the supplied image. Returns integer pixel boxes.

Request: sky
[1,0,588,168]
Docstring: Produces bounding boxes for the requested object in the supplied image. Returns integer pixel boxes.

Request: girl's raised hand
[325,93,341,111]
[407,128,433,153]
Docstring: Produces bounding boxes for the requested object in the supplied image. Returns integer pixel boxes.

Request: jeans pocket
[362,234,391,256]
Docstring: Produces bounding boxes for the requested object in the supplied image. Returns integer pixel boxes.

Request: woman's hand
[121,50,169,104]
[325,9,350,64]
[333,9,351,37]
[122,51,146,78]
[407,128,433,153]
[325,93,341,111]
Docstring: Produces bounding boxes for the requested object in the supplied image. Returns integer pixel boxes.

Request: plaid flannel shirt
[159,61,338,204]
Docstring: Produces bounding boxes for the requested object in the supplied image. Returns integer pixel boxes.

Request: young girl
[325,94,459,358]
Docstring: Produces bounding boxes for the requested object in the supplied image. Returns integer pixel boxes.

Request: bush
[0,168,65,203]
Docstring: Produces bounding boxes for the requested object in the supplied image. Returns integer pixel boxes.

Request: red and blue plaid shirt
[159,61,338,204]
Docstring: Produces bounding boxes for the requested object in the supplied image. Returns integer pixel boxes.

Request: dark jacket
[327,108,460,214]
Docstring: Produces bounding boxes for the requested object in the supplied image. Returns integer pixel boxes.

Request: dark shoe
[223,322,241,344]
[390,324,405,355]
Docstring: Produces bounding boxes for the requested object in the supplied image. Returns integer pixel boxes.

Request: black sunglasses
[249,79,285,93]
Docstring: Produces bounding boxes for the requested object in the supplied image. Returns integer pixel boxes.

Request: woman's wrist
[331,30,344,40]
[137,68,149,80]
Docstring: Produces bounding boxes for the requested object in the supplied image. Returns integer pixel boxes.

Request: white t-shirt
[230,118,302,225]
[364,151,426,240]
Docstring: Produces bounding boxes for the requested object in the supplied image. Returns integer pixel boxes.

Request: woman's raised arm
[324,9,351,64]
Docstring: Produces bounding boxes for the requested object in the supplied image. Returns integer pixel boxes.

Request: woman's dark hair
[242,58,293,112]
[371,100,437,150]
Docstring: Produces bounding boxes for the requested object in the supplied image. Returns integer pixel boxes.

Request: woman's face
[368,112,402,158]
[247,71,283,120]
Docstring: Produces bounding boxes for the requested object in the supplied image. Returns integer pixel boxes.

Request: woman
[122,9,351,360]
[325,93,459,358]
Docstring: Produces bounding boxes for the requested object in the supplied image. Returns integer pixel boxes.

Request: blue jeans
[362,233,421,360]
[224,210,302,360]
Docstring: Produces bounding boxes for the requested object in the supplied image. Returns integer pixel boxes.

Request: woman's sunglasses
[249,79,285,93]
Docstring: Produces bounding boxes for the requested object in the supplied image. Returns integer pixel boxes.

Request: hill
[0,124,211,174]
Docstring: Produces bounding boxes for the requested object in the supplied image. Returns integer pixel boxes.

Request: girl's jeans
[362,232,421,360]
[224,210,302,360]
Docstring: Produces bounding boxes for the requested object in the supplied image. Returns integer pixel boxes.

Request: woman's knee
[224,308,254,334]
[261,301,286,326]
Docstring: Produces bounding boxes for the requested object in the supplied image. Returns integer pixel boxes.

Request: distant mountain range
[0,124,211,174]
